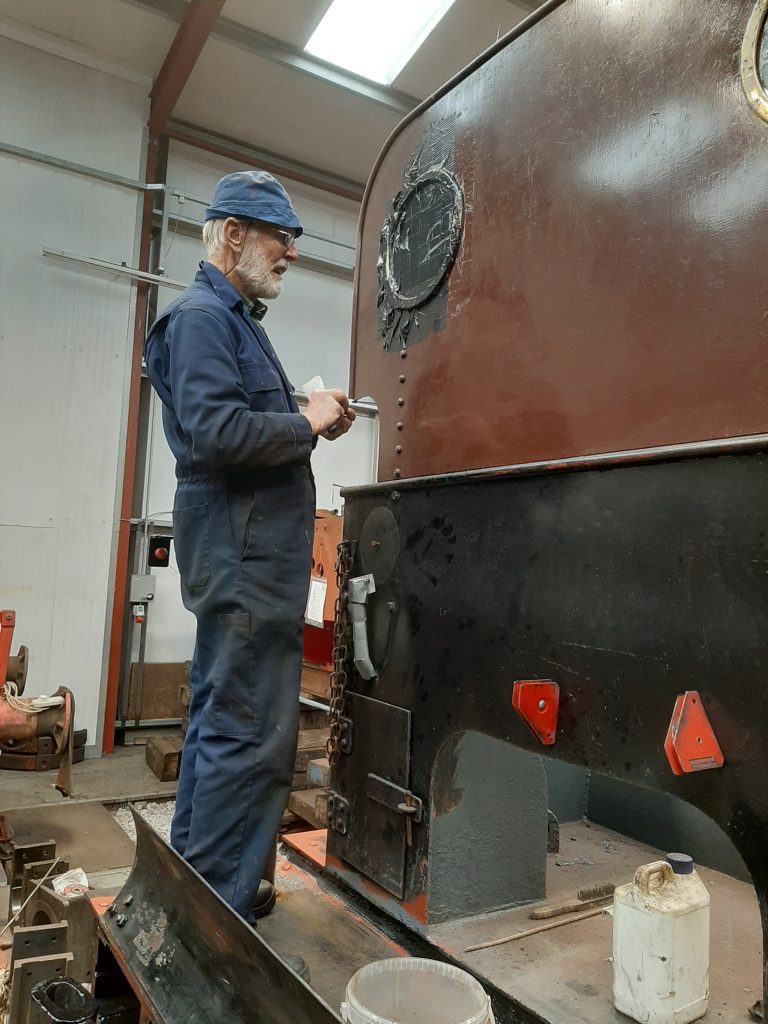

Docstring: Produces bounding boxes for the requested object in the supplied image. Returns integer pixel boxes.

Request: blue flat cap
[204,170,303,237]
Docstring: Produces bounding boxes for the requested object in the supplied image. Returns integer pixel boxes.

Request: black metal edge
[341,433,768,497]
[99,807,343,1024]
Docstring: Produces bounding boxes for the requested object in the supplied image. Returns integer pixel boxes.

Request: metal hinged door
[331,692,413,898]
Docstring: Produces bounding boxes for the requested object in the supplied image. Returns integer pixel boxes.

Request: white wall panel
[0,35,147,745]
[0,527,59,693]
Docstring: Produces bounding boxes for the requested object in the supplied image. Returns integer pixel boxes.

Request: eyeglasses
[252,221,296,250]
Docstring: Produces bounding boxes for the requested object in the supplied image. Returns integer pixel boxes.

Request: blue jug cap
[666,852,694,875]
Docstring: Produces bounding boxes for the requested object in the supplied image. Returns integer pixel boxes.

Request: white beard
[237,240,284,300]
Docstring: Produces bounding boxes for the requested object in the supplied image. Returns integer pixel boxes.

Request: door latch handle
[348,574,377,680]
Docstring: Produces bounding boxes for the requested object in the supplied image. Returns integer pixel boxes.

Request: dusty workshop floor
[284,822,762,1024]
[0,745,177,811]
[0,747,176,934]
[432,822,761,1023]
[2,752,759,1022]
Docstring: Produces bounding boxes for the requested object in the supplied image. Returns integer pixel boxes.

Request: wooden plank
[127,662,187,721]
[278,808,303,834]
[0,747,85,772]
[301,663,331,701]
[315,791,328,825]
[145,735,182,782]
[307,758,330,788]
[288,789,327,830]
[297,728,328,749]
[298,708,329,731]
[294,735,328,773]
[291,770,316,793]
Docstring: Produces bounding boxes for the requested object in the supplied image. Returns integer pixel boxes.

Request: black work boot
[252,878,277,919]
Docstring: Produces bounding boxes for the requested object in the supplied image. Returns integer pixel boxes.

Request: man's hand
[321,406,356,441]
[302,389,356,438]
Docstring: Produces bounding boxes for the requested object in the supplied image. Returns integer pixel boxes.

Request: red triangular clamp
[512,680,559,746]
[664,690,724,775]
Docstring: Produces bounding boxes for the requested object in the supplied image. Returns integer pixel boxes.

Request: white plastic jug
[612,854,710,1024]
[341,958,494,1024]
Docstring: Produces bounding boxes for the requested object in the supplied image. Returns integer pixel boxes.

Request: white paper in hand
[302,375,325,394]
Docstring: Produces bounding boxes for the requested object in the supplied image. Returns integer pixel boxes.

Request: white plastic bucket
[341,958,494,1024]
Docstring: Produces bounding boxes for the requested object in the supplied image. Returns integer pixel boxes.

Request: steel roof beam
[149,0,226,133]
[167,118,365,202]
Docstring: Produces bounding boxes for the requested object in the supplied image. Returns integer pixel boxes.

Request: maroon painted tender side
[351,0,768,482]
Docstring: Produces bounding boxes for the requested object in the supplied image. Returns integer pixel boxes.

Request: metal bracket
[8,952,73,1024]
[512,680,560,745]
[366,774,424,823]
[339,716,353,754]
[664,690,725,775]
[6,842,57,916]
[326,792,350,835]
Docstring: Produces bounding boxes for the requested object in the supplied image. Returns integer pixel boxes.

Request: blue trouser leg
[170,646,207,856]
[182,607,303,917]
[169,470,314,921]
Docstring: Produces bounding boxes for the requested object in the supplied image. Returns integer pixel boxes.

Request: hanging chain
[327,539,355,767]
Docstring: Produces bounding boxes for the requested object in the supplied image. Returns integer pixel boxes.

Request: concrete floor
[0,745,177,811]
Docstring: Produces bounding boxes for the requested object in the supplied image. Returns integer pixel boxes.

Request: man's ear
[223,217,246,252]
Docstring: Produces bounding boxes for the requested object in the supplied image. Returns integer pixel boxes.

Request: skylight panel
[305,0,457,86]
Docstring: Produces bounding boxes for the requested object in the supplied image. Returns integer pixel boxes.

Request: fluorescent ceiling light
[305,0,457,86]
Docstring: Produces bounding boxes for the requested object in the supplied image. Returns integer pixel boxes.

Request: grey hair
[201,218,228,260]
[202,217,247,258]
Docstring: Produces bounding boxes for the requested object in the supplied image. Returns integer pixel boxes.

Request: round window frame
[382,167,464,311]
[741,0,768,123]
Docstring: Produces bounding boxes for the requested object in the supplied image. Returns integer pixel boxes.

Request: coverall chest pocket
[173,503,211,589]
[239,362,287,413]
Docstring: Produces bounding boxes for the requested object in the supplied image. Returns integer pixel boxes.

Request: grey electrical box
[129,574,156,603]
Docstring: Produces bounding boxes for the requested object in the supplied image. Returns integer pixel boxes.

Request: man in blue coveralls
[144,171,355,938]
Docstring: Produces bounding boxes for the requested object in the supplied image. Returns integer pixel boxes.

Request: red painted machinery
[0,610,75,796]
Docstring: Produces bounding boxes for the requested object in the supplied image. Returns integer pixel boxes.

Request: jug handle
[634,860,674,894]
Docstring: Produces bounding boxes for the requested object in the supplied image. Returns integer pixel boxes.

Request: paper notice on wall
[305,576,328,628]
